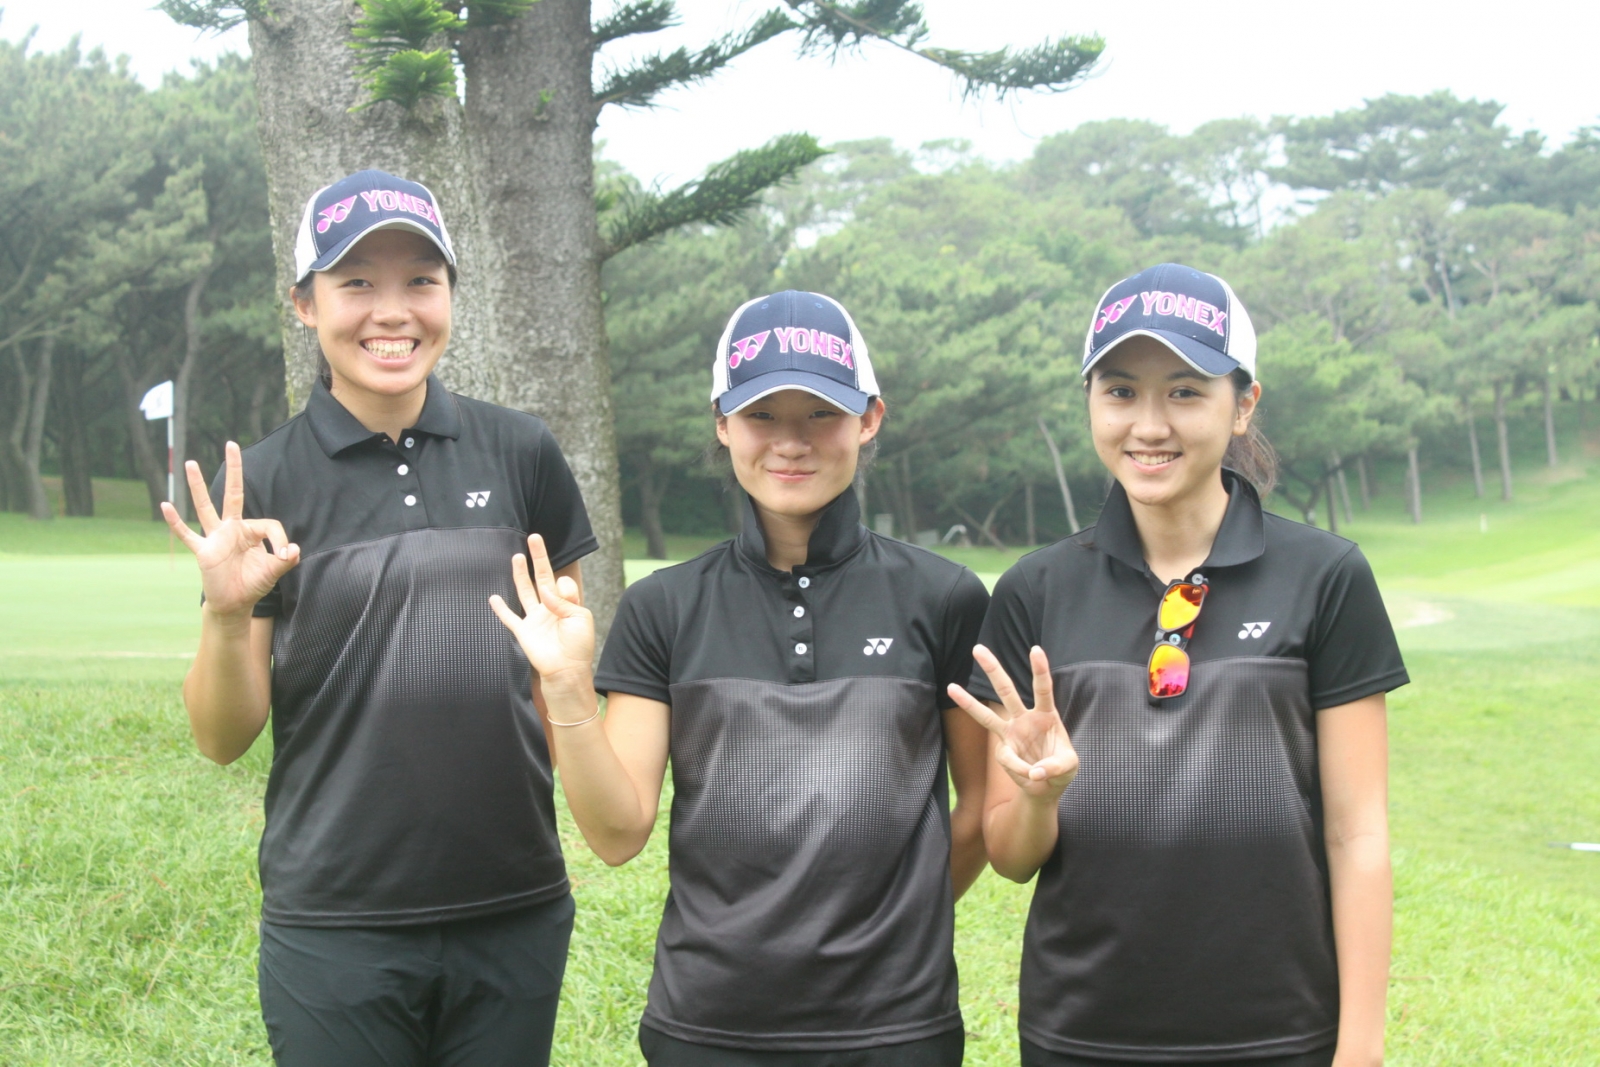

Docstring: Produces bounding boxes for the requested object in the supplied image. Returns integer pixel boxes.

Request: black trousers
[258,893,574,1067]
[1020,1039,1336,1067]
[640,1025,965,1066]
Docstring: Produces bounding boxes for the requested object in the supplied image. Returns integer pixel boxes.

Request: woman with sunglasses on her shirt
[949,265,1407,1067]
[492,290,991,1065]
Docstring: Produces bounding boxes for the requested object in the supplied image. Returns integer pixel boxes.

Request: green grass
[3,463,1600,1064]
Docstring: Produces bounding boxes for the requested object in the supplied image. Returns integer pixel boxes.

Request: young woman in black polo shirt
[162,170,596,1066]
[949,264,1407,1067]
[492,290,991,1065]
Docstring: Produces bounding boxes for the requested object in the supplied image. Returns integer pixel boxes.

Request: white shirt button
[404,494,417,506]
[404,437,416,448]
[793,606,805,618]
[797,577,811,588]
[794,642,807,655]
[397,464,409,476]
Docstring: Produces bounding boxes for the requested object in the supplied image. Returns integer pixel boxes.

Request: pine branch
[355,49,458,110]
[601,133,826,257]
[785,0,1103,98]
[156,0,271,32]
[351,0,459,71]
[594,0,678,46]
[594,9,795,108]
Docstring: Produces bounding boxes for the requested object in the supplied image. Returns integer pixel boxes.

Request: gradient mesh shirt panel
[594,489,990,1051]
[968,472,1408,1061]
[212,377,597,926]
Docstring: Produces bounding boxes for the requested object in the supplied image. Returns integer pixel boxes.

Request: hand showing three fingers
[489,534,595,693]
[948,644,1080,799]
[162,441,299,619]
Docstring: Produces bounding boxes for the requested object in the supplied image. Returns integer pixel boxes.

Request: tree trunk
[1330,452,1353,525]
[172,260,215,522]
[895,451,916,542]
[247,0,625,638]
[52,349,95,517]
[1037,417,1080,533]
[1406,446,1422,524]
[1356,454,1370,509]
[636,460,669,560]
[1543,374,1559,467]
[1493,379,1513,502]
[1464,401,1485,498]
[1024,481,1036,546]
[4,337,55,520]
[1323,466,1339,535]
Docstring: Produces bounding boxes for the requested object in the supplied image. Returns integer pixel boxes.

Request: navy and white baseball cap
[292,169,456,281]
[1083,263,1258,381]
[711,290,880,415]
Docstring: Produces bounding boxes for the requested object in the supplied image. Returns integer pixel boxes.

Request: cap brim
[308,218,456,275]
[717,372,871,416]
[1082,329,1242,379]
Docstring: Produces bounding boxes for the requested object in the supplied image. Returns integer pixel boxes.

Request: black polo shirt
[594,488,989,1051]
[969,470,1408,1062]
[213,376,597,927]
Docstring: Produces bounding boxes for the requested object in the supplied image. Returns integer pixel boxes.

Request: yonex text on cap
[711,290,880,415]
[1083,263,1258,381]
[293,169,456,281]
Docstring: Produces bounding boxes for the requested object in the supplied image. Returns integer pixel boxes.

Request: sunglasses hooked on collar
[1148,573,1208,700]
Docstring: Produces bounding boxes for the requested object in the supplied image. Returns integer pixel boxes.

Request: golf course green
[1,464,1596,1065]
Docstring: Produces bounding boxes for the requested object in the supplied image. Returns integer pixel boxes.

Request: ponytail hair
[1224,368,1278,498]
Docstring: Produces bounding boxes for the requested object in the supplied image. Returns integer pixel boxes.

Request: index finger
[185,460,221,533]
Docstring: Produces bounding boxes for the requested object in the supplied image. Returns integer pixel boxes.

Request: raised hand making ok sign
[162,441,300,618]
[490,534,596,709]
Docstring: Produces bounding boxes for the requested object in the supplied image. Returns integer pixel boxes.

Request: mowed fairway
[2,468,1598,1065]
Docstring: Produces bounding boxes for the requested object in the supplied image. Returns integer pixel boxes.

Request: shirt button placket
[788,571,815,683]
[393,435,427,527]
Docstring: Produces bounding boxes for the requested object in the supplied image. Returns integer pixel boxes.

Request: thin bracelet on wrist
[549,706,601,728]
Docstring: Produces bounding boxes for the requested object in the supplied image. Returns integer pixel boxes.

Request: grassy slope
[2,466,1598,1064]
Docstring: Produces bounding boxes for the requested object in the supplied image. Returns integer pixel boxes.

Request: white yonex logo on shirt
[1238,621,1271,639]
[862,637,894,655]
[465,491,491,508]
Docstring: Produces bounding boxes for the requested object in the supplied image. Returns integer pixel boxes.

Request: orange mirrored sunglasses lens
[1148,642,1190,698]
[1157,583,1205,632]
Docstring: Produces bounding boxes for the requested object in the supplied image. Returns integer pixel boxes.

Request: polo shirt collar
[307,375,462,458]
[736,486,868,572]
[1093,468,1266,576]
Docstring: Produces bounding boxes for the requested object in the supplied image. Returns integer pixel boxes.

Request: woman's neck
[329,376,429,444]
[1128,473,1232,584]
[753,501,824,571]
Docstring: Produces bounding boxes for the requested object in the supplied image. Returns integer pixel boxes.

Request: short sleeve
[594,576,673,703]
[1307,545,1409,709]
[966,563,1039,705]
[527,424,599,572]
[935,568,990,709]
[206,463,282,618]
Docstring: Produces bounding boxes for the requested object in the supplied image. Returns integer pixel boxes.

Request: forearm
[949,801,987,900]
[182,609,270,764]
[542,681,655,865]
[1328,829,1392,1066]
[984,791,1059,882]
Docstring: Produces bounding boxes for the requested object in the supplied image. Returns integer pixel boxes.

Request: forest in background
[3,36,1598,553]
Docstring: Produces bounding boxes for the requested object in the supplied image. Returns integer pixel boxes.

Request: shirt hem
[547,535,600,573]
[1312,666,1411,710]
[1018,1023,1339,1062]
[594,673,672,704]
[641,1010,963,1051]
[260,877,571,928]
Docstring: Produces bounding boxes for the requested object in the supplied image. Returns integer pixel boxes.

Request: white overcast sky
[4,0,1597,184]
